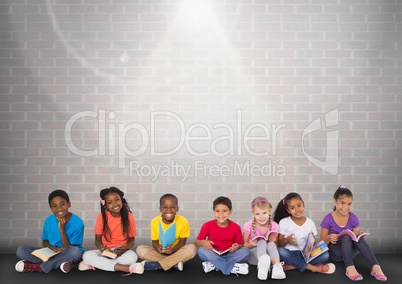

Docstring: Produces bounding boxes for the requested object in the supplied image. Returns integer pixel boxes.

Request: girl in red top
[79,187,143,275]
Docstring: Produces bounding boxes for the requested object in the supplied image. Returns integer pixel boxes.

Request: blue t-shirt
[320,212,360,235]
[41,213,85,253]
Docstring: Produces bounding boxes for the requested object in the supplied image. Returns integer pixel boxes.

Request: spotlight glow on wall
[178,0,214,21]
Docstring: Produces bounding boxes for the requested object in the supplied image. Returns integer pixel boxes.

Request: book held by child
[338,229,369,242]
[211,247,230,256]
[159,220,176,251]
[250,230,278,242]
[31,247,61,262]
[102,249,117,259]
[300,232,329,263]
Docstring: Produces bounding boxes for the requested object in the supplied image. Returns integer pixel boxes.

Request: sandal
[371,270,387,281]
[346,271,363,281]
[282,263,295,271]
[318,263,336,274]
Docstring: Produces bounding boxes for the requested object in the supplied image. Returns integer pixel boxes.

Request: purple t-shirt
[320,212,360,235]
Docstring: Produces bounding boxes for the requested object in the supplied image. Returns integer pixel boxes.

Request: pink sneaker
[78,261,95,271]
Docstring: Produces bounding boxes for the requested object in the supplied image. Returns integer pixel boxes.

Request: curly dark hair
[99,186,132,242]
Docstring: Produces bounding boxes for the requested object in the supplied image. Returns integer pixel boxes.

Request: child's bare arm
[194,238,214,249]
[151,239,163,254]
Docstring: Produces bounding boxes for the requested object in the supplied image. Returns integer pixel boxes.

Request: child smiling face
[104,192,123,217]
[286,197,305,221]
[253,206,271,226]
[214,203,232,227]
[50,196,71,219]
[160,197,178,224]
[333,194,353,217]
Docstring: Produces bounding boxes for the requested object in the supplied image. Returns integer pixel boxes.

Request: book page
[31,247,60,262]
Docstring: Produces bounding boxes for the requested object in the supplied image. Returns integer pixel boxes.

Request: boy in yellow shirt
[136,193,196,271]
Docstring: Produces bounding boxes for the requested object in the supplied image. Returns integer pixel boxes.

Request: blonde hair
[251,196,272,235]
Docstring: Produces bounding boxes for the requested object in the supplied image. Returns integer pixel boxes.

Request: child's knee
[135,245,150,259]
[184,244,197,257]
[124,249,138,262]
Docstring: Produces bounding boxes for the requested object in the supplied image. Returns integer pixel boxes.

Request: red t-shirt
[196,219,244,251]
[94,211,136,248]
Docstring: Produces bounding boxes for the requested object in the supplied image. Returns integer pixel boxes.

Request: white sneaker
[257,254,271,280]
[271,263,286,279]
[230,263,249,275]
[174,261,183,271]
[202,261,215,273]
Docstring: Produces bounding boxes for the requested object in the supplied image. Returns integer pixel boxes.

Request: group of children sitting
[15,185,387,282]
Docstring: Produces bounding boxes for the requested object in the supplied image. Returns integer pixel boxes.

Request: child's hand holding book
[202,240,215,250]
[161,245,173,255]
[229,243,240,252]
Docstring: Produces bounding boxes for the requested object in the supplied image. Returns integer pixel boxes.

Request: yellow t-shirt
[151,214,190,248]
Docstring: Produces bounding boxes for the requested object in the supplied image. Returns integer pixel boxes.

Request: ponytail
[273,192,304,224]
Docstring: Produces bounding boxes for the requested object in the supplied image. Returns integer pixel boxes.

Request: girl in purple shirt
[320,185,387,282]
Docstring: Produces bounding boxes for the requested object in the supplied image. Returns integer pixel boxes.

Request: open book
[211,247,230,256]
[300,232,329,263]
[250,230,278,242]
[31,247,61,262]
[159,221,176,251]
[338,229,370,242]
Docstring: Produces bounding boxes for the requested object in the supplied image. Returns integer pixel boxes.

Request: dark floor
[2,254,401,284]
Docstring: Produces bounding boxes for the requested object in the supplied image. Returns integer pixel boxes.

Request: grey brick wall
[1,0,401,254]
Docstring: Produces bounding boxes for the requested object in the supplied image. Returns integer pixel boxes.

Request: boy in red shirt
[194,196,250,276]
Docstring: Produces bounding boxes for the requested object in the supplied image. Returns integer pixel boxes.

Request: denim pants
[328,235,379,268]
[278,247,329,272]
[197,246,250,275]
[16,245,83,273]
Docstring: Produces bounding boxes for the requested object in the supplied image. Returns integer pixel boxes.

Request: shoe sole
[60,262,72,273]
[258,268,268,280]
[176,262,183,271]
[15,260,24,272]
[257,256,270,280]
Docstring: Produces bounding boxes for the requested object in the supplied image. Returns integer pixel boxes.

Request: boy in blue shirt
[15,189,85,273]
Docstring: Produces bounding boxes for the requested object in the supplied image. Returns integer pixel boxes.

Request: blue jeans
[197,246,250,275]
[278,247,329,272]
[16,245,83,273]
[328,235,379,268]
